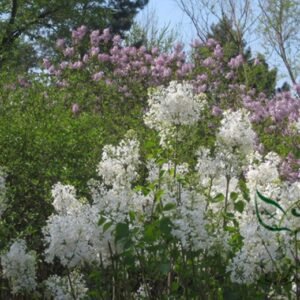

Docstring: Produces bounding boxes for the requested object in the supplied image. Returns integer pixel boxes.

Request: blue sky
[136,0,290,86]
[136,0,196,45]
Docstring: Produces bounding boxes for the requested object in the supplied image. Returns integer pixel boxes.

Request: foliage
[207,16,277,97]
[0,0,149,71]
[0,76,105,251]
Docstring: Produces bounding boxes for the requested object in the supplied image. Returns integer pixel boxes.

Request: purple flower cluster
[279,153,300,182]
[243,89,300,125]
[44,27,196,97]
[228,54,243,69]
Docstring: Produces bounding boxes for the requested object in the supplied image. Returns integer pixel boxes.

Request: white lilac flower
[171,188,230,253]
[51,182,82,215]
[44,271,88,300]
[97,135,140,189]
[43,204,113,268]
[217,108,256,157]
[144,80,207,126]
[227,151,298,285]
[196,147,241,213]
[171,194,209,251]
[246,151,281,203]
[144,81,207,146]
[227,224,280,284]
[133,284,150,299]
[1,239,37,295]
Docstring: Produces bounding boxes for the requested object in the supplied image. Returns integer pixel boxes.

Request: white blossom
[43,202,114,268]
[246,151,282,204]
[217,108,256,157]
[44,271,88,300]
[1,239,37,295]
[227,224,280,284]
[52,182,82,215]
[144,81,207,127]
[133,284,150,299]
[97,135,140,188]
[144,81,207,146]
[171,188,230,253]
[228,151,297,285]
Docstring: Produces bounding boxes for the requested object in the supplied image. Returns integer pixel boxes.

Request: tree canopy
[208,16,277,97]
[0,0,149,71]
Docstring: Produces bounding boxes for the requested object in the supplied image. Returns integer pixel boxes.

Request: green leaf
[159,217,172,236]
[211,193,225,203]
[155,189,164,201]
[115,223,130,241]
[129,210,136,222]
[98,216,106,226]
[234,200,245,213]
[256,190,286,214]
[230,192,239,201]
[103,222,113,232]
[163,203,176,211]
[144,224,156,242]
[159,262,171,274]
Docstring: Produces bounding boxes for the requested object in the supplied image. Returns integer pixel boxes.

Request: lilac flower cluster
[44,27,194,96]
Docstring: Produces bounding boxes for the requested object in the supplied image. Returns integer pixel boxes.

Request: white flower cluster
[43,183,113,268]
[43,208,102,268]
[1,239,37,295]
[132,284,150,299]
[171,189,210,251]
[145,81,207,127]
[97,135,140,188]
[279,181,300,233]
[196,147,243,186]
[228,151,298,285]
[144,81,207,145]
[217,109,256,157]
[44,135,147,270]
[52,182,82,215]
[196,109,256,192]
[171,187,231,254]
[44,271,88,300]
[227,224,280,284]
[246,151,281,204]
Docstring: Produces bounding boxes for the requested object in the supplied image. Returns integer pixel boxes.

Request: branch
[9,0,18,25]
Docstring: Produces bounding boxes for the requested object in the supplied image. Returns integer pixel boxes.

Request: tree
[203,16,277,97]
[258,0,300,85]
[0,0,149,71]
[175,0,257,54]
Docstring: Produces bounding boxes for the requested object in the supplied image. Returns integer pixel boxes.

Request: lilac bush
[0,25,299,299]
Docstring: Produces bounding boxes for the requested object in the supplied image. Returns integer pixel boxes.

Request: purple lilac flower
[63,47,74,57]
[72,25,87,42]
[56,39,65,49]
[72,103,79,114]
[90,30,100,46]
[228,54,243,69]
[212,106,223,116]
[43,58,51,69]
[92,71,104,81]
[213,44,223,59]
